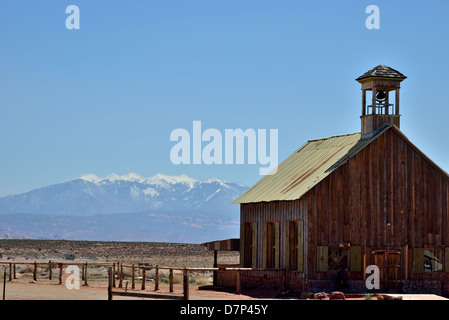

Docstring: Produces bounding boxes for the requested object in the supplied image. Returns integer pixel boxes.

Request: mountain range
[0,173,248,243]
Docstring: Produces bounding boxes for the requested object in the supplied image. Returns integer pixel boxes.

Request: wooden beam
[33,262,37,282]
[58,263,63,285]
[395,88,400,115]
[155,265,159,291]
[183,268,189,300]
[48,261,52,280]
[110,291,185,300]
[108,267,113,301]
[84,262,88,286]
[141,267,146,290]
[131,264,135,289]
[236,271,241,295]
[169,269,174,293]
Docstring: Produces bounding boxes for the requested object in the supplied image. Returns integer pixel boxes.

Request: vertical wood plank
[251,222,257,268]
[442,180,448,246]
[298,220,304,272]
[240,207,245,267]
[262,222,267,269]
[285,221,290,271]
[445,248,449,273]
[274,221,280,269]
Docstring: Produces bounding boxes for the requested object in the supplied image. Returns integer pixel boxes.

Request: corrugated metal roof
[232,128,389,204]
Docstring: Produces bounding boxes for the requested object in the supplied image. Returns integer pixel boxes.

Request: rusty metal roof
[232,129,385,204]
[201,238,240,251]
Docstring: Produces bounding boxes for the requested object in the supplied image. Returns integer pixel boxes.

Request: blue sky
[0,0,448,196]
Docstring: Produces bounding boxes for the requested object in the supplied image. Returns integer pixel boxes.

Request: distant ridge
[0,173,248,243]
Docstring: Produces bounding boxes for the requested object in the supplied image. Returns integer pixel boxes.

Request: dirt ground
[1,278,282,300]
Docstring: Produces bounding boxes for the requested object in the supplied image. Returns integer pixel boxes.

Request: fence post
[8,263,12,282]
[84,262,88,286]
[33,262,37,282]
[155,265,159,291]
[2,266,6,300]
[58,263,63,285]
[48,261,52,280]
[141,267,146,290]
[213,250,218,286]
[108,267,113,301]
[183,267,189,300]
[236,270,241,295]
[13,264,16,280]
[169,269,173,293]
[119,263,123,288]
[114,262,117,288]
[132,264,135,289]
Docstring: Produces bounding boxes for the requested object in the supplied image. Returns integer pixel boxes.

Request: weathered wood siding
[240,198,308,278]
[240,127,449,282]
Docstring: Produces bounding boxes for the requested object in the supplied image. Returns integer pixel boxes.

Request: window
[424,248,443,272]
[266,221,279,269]
[262,221,279,269]
[328,246,349,272]
[243,222,257,268]
[288,220,304,272]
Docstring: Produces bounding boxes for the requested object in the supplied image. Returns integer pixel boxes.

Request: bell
[376,90,386,101]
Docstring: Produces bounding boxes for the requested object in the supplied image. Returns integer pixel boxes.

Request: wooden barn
[232,65,449,295]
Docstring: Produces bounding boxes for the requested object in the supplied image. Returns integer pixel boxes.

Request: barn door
[371,249,402,291]
[372,250,386,289]
[386,249,401,291]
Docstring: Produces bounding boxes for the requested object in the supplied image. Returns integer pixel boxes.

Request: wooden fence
[107,266,188,300]
[108,264,255,299]
[0,260,255,300]
[0,260,115,285]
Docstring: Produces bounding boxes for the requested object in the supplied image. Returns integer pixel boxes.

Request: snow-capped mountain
[0,173,247,216]
[0,173,248,243]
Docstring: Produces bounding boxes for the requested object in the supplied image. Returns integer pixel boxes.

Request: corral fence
[0,260,115,286]
[107,263,254,300]
[0,260,255,300]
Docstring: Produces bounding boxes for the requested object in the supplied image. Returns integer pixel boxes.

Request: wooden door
[371,249,402,291]
[372,250,386,289]
[386,249,401,290]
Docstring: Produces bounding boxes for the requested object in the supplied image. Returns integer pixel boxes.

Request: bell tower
[356,65,407,139]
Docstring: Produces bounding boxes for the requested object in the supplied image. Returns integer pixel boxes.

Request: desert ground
[0,239,277,300]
